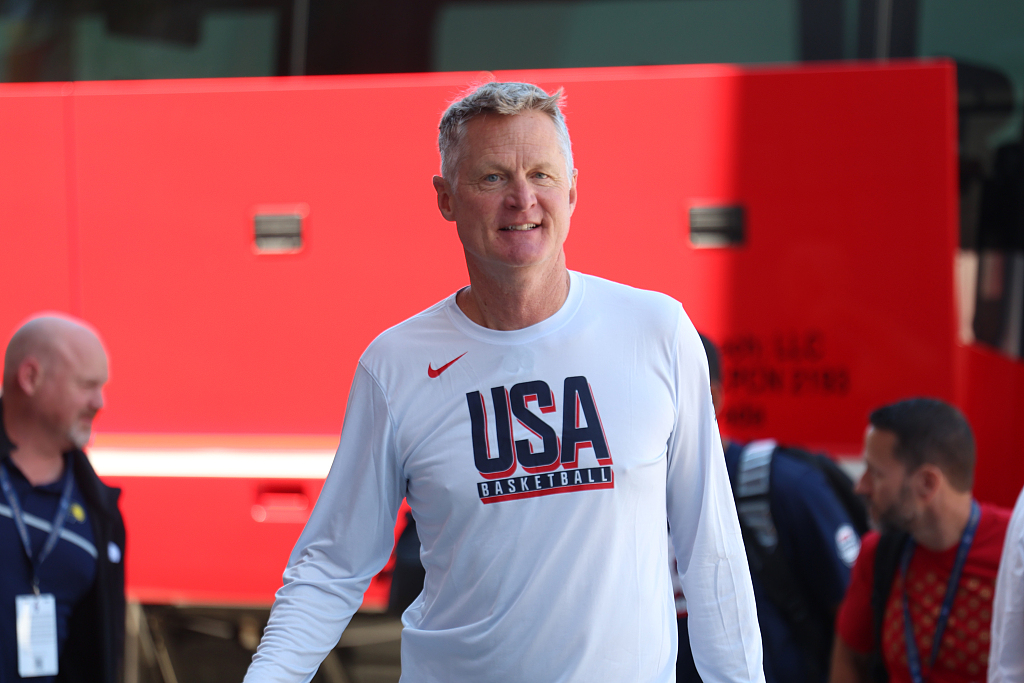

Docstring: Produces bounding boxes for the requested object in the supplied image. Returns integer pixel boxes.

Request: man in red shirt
[830,398,1010,683]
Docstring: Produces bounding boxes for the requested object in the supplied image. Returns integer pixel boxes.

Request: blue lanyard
[900,499,981,683]
[0,456,76,594]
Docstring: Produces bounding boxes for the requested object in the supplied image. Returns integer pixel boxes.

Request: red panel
[0,83,75,337]
[717,62,960,451]
[106,476,323,604]
[107,471,405,607]
[957,345,1024,507]
[72,77,472,435]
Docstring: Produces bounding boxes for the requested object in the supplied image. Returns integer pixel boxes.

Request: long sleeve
[244,363,404,682]
[665,317,765,683]
[990,487,1024,683]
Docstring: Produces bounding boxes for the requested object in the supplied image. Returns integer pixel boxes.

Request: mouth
[500,223,540,231]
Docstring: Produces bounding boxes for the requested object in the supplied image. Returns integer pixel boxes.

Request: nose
[91,387,105,411]
[504,175,536,211]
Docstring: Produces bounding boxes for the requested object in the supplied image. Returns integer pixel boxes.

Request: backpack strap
[732,440,829,681]
[735,439,779,550]
[869,531,909,683]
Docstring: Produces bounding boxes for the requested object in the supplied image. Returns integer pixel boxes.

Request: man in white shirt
[244,81,763,683]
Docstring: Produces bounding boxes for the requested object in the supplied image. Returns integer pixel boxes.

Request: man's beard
[873,480,916,534]
[67,415,95,449]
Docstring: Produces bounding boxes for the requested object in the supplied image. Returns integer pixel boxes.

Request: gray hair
[438,82,574,185]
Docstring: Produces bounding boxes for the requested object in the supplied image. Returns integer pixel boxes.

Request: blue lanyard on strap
[0,456,76,594]
[900,499,981,683]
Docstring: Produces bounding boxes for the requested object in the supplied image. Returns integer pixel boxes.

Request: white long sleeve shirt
[245,271,763,683]
[990,486,1024,683]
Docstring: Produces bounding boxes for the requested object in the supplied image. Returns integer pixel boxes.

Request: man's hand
[829,635,871,683]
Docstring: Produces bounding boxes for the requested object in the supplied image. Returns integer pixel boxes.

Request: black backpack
[731,442,871,681]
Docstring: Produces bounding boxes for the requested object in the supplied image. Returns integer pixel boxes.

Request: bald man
[1,316,125,683]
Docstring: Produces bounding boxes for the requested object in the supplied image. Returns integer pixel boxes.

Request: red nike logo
[428,352,466,378]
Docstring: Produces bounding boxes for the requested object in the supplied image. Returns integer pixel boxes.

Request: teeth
[502,224,539,231]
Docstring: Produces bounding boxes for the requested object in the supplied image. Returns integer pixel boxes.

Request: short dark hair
[698,333,721,385]
[869,398,975,492]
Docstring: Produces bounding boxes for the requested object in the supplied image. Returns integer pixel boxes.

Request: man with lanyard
[1,316,125,682]
[830,398,1010,683]
[245,82,764,682]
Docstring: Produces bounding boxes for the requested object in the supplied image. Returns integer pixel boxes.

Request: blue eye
[485,174,500,182]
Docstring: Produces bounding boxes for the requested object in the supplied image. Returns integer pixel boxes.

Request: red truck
[2,61,1020,673]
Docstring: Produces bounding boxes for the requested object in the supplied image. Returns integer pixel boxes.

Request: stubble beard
[874,480,917,534]
[67,414,95,449]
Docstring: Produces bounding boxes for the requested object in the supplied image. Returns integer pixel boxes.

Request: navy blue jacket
[678,442,859,683]
[0,406,125,683]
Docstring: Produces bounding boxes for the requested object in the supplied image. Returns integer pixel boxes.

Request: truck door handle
[252,491,310,523]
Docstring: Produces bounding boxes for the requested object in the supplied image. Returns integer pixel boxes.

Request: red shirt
[836,503,1010,683]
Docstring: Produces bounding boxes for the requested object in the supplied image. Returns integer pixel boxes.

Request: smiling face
[434,111,578,281]
[856,426,918,533]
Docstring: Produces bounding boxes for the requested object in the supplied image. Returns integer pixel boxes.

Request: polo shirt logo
[69,503,87,523]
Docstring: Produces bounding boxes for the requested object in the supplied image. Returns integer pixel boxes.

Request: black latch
[689,205,745,247]
[254,214,303,253]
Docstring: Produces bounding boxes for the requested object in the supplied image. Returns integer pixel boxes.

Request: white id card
[16,593,59,677]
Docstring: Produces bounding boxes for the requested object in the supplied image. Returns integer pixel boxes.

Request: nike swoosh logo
[428,352,466,378]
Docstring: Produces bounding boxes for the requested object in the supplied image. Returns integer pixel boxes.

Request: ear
[913,464,943,502]
[433,175,457,222]
[568,169,578,217]
[17,357,42,396]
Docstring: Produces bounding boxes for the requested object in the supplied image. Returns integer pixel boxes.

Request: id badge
[16,593,59,677]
